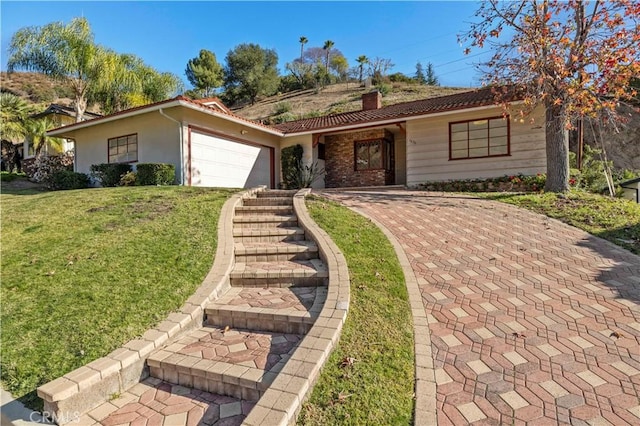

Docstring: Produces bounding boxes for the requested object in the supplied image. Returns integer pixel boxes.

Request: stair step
[230,260,328,287]
[257,190,297,198]
[205,286,326,334]
[235,205,293,216]
[147,326,302,401]
[235,241,318,261]
[233,227,306,242]
[243,197,293,207]
[233,215,298,229]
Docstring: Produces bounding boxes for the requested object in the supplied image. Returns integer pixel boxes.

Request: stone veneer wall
[324,129,393,188]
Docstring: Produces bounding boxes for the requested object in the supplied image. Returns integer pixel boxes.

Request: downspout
[158,108,185,185]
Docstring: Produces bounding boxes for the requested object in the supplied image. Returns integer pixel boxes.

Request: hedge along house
[47,86,548,188]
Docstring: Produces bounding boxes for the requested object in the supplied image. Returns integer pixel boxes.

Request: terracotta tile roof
[273,86,519,134]
[47,86,519,138]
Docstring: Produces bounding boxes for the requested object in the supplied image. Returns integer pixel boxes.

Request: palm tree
[8,17,105,122]
[89,52,182,114]
[24,117,64,158]
[299,36,308,61]
[0,92,32,142]
[0,93,33,171]
[323,40,334,73]
[356,55,369,83]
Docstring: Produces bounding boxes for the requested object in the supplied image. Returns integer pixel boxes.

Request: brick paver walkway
[322,189,640,425]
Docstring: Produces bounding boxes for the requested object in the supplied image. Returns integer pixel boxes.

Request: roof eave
[47,99,284,138]
[176,100,284,136]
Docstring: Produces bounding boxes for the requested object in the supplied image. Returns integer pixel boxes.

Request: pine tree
[415,61,426,84]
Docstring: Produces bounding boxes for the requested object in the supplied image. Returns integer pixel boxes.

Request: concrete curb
[345,205,438,426]
[242,189,351,426]
[36,187,263,425]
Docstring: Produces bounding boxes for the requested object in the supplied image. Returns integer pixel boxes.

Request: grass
[0,186,236,409]
[298,195,414,425]
[479,190,640,255]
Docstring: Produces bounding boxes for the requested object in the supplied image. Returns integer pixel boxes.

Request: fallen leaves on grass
[340,356,357,368]
[336,392,353,403]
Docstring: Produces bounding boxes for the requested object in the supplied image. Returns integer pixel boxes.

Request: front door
[384,138,395,185]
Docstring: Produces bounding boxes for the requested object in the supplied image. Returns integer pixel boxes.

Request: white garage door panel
[190,131,271,188]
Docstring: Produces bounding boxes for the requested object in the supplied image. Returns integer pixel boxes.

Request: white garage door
[190,130,272,188]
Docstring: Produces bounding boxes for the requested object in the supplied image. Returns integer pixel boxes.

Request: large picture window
[108,134,138,163]
[449,116,510,160]
[355,139,393,171]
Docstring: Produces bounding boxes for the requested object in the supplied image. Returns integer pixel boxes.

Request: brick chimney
[362,90,382,110]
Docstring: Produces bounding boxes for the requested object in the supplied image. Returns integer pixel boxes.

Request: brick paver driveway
[321,189,640,425]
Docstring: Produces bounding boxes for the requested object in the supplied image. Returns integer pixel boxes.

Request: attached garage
[188,128,274,188]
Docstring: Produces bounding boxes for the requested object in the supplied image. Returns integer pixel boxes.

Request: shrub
[90,163,132,187]
[0,172,24,182]
[416,174,547,193]
[273,101,292,115]
[119,171,137,186]
[281,144,324,189]
[47,170,90,190]
[136,163,175,186]
[28,153,74,183]
[375,83,391,96]
[281,144,304,189]
[270,112,297,124]
[388,72,414,83]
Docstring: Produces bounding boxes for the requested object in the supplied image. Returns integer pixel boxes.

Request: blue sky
[1,1,490,89]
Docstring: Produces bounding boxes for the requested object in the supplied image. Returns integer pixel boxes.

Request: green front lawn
[480,191,640,255]
[299,196,414,425]
[1,186,236,408]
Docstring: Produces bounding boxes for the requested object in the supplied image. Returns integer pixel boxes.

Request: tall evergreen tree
[224,43,279,105]
[425,62,439,86]
[415,61,426,84]
[185,49,223,98]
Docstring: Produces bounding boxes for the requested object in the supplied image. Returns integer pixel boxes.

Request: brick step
[234,241,319,262]
[94,378,254,426]
[147,326,302,401]
[233,227,306,243]
[235,205,293,216]
[256,190,297,198]
[232,215,298,229]
[230,260,328,287]
[205,286,326,334]
[242,197,293,207]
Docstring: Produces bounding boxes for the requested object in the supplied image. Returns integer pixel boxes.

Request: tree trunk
[544,103,570,192]
[74,95,87,123]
